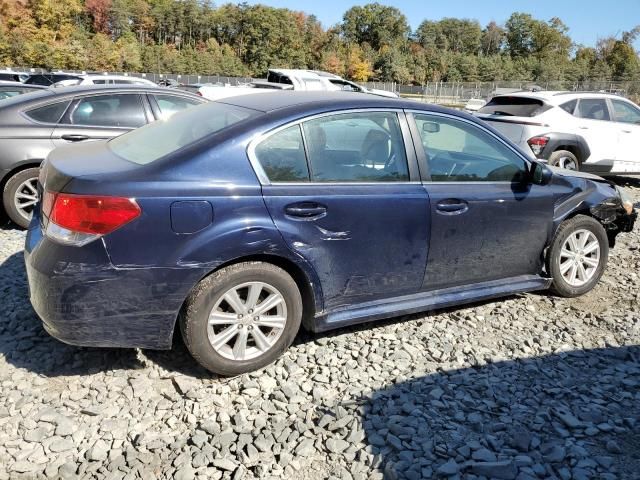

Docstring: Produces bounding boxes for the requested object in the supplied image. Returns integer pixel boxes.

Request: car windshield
[109,102,259,165]
[478,96,548,117]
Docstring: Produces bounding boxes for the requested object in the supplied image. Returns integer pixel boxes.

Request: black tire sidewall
[181,262,302,376]
[547,215,609,297]
[2,167,40,229]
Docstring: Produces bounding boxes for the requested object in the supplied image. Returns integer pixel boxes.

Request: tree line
[0,0,639,84]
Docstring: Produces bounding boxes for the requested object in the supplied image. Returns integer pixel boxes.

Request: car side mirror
[530,162,553,185]
[422,121,440,133]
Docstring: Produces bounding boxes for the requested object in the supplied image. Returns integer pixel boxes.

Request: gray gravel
[0,178,639,480]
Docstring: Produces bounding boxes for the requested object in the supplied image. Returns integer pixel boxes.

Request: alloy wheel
[207,281,287,361]
[558,229,600,287]
[14,177,39,223]
[556,156,578,170]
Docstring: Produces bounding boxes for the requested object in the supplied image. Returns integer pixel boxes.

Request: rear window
[478,96,550,117]
[109,102,258,165]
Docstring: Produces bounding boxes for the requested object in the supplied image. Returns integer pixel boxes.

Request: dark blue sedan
[25,92,636,375]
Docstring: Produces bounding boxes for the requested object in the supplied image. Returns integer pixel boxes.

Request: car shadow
[350,345,640,479]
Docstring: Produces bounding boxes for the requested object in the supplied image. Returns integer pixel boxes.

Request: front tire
[180,262,302,376]
[3,168,40,229]
[547,215,608,297]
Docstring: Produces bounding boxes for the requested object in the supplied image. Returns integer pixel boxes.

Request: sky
[232,0,640,50]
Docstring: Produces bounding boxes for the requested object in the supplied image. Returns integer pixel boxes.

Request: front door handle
[61,134,90,142]
[621,129,632,133]
[436,199,468,215]
[578,126,589,130]
[285,202,327,219]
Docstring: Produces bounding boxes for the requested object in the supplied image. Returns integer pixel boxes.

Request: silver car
[0,85,205,227]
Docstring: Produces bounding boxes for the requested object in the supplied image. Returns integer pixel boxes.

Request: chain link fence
[6,67,640,104]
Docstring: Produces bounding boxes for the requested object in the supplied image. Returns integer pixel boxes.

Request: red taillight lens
[49,193,141,235]
[527,136,549,156]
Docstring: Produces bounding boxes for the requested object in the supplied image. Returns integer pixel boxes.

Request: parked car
[464,98,486,112]
[52,74,157,87]
[24,73,84,86]
[0,81,47,100]
[475,91,640,175]
[190,69,399,101]
[0,70,29,82]
[25,92,636,375]
[0,85,206,227]
[266,69,399,98]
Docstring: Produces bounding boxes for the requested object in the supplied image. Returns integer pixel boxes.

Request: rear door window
[302,112,409,182]
[477,96,549,117]
[575,98,610,121]
[68,94,147,128]
[25,101,71,124]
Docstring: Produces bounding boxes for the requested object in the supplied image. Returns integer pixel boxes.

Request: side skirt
[312,275,552,333]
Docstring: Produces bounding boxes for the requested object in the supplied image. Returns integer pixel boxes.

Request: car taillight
[44,192,141,246]
[196,91,202,96]
[527,136,549,156]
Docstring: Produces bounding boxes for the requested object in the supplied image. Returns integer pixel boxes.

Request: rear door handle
[61,134,90,142]
[285,202,327,219]
[436,199,468,215]
[621,129,632,133]
[578,126,589,130]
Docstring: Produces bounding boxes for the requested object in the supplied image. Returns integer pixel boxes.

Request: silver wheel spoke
[232,328,248,359]
[578,232,589,249]
[18,199,37,208]
[245,283,262,310]
[576,262,587,281]
[567,235,579,252]
[25,181,37,195]
[583,241,599,255]
[582,256,599,268]
[251,327,272,352]
[16,192,37,200]
[254,293,284,315]
[223,289,245,314]
[254,315,286,329]
[560,248,573,258]
[568,264,578,284]
[210,325,239,349]
[559,259,574,275]
[208,311,239,325]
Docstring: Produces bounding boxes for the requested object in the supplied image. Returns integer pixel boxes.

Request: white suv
[475,91,640,175]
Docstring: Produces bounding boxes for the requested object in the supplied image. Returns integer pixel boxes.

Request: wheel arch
[0,160,42,190]
[176,253,322,335]
[540,133,591,164]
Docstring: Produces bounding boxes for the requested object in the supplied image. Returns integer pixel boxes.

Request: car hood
[547,165,611,183]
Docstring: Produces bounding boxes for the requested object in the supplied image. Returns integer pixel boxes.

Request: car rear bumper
[24,225,205,350]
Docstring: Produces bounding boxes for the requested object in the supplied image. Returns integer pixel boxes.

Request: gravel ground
[0,178,639,480]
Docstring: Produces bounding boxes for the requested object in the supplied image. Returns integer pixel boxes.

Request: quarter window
[413,113,528,182]
[68,94,147,128]
[575,98,610,121]
[560,99,577,114]
[254,125,309,182]
[25,101,71,124]
[611,99,640,124]
[154,94,202,119]
[302,112,409,182]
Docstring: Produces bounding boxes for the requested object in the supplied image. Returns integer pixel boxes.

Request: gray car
[0,84,206,227]
[0,81,47,100]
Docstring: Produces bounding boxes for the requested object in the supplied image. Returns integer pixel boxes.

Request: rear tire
[548,150,579,171]
[547,215,608,297]
[180,262,302,376]
[2,168,40,229]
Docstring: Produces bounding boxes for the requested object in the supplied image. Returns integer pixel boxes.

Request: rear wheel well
[1,162,42,193]
[181,254,318,333]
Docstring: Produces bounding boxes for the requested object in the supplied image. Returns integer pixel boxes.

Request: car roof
[0,84,202,110]
[215,90,456,115]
